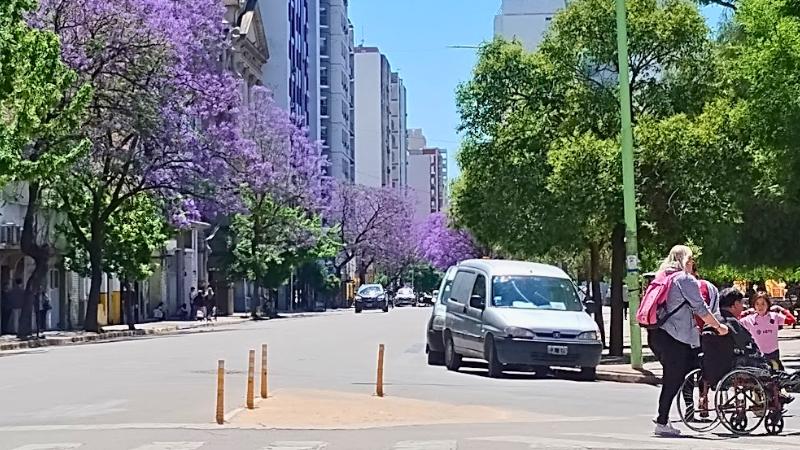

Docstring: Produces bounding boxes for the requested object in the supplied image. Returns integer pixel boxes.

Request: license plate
[547,345,568,356]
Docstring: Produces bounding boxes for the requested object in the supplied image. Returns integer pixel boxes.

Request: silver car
[443,259,602,379]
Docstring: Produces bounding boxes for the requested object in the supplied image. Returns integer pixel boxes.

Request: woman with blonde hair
[649,245,729,437]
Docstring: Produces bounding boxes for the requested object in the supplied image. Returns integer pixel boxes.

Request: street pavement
[1,307,800,449]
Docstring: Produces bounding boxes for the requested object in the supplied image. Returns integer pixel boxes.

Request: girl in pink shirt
[739,292,796,370]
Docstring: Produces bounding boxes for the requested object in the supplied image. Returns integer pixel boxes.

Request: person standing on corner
[649,245,729,437]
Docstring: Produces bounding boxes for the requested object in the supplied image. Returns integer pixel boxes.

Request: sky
[348,1,728,181]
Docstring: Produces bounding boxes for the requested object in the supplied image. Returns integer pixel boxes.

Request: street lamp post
[615,0,643,369]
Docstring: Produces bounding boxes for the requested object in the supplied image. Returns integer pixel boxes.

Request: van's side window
[450,271,477,304]
[471,274,486,303]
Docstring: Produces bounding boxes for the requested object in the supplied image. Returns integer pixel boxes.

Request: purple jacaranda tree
[416,212,480,271]
[34,0,244,331]
[226,87,335,317]
[371,215,419,290]
[326,183,414,287]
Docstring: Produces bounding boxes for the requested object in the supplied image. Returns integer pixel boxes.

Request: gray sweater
[657,271,712,348]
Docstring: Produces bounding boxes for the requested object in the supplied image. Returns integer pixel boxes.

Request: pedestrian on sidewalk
[648,245,729,437]
[205,285,216,321]
[188,287,197,321]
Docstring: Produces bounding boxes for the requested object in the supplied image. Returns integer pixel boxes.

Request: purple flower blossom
[416,212,479,271]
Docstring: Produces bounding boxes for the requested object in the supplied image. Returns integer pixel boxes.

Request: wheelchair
[677,362,800,435]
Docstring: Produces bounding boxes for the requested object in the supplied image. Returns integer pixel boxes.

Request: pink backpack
[637,271,683,329]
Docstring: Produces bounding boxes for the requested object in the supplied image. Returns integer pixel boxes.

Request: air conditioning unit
[0,224,22,245]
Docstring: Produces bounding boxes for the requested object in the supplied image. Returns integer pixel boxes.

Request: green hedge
[701,265,800,285]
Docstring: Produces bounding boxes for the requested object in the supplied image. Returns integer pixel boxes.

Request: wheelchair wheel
[676,369,720,432]
[715,369,768,435]
[764,411,784,435]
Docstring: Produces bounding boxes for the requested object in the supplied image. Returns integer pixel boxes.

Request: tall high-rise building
[389,72,408,189]
[493,0,567,52]
[353,46,392,188]
[319,0,355,182]
[262,0,321,141]
[407,129,448,220]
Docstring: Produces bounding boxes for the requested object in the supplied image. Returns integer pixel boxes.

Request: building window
[320,67,328,86]
[49,269,59,289]
[320,7,328,26]
[321,98,328,116]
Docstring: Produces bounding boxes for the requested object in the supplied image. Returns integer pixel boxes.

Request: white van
[443,259,602,379]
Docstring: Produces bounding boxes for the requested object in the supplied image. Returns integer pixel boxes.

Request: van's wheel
[578,367,597,381]
[486,336,504,378]
[444,333,462,371]
[426,344,445,366]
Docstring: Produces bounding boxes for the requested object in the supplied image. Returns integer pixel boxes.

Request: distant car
[395,287,416,307]
[355,284,389,313]
[442,259,602,380]
[426,265,459,365]
[417,292,434,306]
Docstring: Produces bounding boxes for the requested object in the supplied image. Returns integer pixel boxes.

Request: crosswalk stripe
[470,435,650,449]
[392,441,457,450]
[565,432,797,450]
[262,442,327,450]
[128,443,204,450]
[10,445,82,450]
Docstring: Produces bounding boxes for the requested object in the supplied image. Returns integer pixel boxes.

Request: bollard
[260,344,268,399]
[247,349,255,409]
[216,360,225,424]
[376,344,385,397]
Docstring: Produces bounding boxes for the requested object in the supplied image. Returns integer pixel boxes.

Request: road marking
[471,435,643,449]
[392,440,457,450]
[10,445,82,450]
[564,432,799,450]
[262,442,327,450]
[129,443,204,450]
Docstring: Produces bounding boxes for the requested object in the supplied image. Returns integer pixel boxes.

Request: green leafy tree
[228,194,339,318]
[453,0,736,353]
[59,193,170,329]
[0,0,90,337]
[696,0,800,268]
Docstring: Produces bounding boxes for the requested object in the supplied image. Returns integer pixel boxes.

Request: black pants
[763,350,784,371]
[651,329,697,425]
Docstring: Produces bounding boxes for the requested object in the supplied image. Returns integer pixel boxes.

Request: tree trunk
[19,263,47,339]
[18,182,50,339]
[83,246,103,332]
[250,281,260,319]
[590,242,606,348]
[609,223,625,356]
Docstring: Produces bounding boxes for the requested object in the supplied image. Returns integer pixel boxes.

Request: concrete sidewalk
[0,308,353,353]
[594,307,800,384]
[0,316,250,352]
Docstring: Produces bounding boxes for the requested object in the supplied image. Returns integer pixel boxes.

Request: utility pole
[615,0,642,369]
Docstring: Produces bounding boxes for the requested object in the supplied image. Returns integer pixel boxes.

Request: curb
[0,319,248,352]
[596,370,662,385]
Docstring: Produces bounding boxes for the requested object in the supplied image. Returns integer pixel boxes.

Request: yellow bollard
[215,360,225,424]
[247,349,255,409]
[376,344,385,397]
[260,344,268,399]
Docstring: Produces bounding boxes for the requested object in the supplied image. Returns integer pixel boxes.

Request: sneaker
[654,423,682,437]
[780,394,795,405]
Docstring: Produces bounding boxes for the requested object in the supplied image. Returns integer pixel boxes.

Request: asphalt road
[1,307,799,449]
